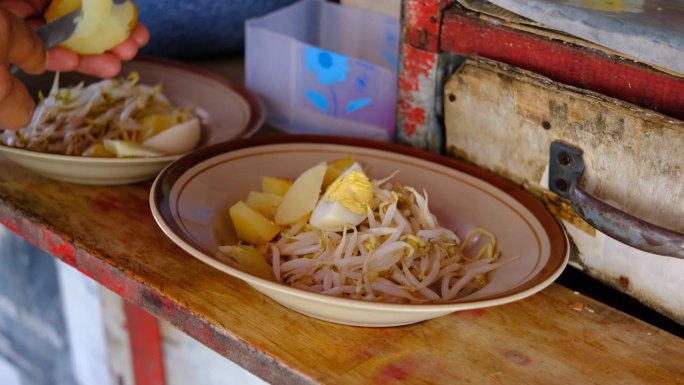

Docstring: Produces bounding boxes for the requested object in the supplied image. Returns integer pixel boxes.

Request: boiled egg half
[309,162,373,232]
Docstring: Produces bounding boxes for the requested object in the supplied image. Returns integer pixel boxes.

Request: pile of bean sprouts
[221,174,510,304]
[0,72,195,156]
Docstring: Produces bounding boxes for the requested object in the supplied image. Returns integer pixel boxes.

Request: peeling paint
[0,221,18,234]
[445,58,684,232]
[397,46,437,144]
[439,5,684,122]
[397,104,426,137]
[444,57,684,322]
[537,188,596,235]
[46,239,76,266]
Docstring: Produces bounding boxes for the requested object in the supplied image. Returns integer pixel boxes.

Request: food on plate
[219,158,510,304]
[0,72,201,157]
[261,177,292,196]
[45,0,138,54]
[273,163,327,226]
[219,245,273,280]
[309,162,373,231]
[322,155,355,188]
[228,201,280,246]
[244,191,282,219]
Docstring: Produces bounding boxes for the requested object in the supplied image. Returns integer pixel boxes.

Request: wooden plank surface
[0,150,683,384]
[440,3,684,122]
[456,0,684,78]
[484,0,684,75]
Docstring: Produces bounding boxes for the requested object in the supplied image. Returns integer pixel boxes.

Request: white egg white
[309,162,369,232]
[309,200,366,231]
[142,118,201,155]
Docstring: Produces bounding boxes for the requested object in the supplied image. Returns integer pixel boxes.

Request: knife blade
[13,0,129,74]
[9,9,81,75]
[34,0,128,48]
[35,9,82,50]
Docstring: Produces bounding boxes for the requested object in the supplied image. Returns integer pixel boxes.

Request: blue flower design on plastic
[304,90,329,113]
[355,74,369,91]
[303,47,373,117]
[305,47,349,85]
[346,98,372,113]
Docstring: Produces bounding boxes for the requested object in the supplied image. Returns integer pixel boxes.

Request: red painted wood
[124,302,167,385]
[396,42,445,152]
[398,45,436,138]
[439,8,684,121]
[405,0,451,36]
[404,0,455,51]
[398,0,455,149]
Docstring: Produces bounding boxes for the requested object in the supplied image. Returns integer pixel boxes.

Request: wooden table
[1,60,683,385]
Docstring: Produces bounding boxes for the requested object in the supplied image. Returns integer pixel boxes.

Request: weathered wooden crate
[397,0,684,324]
[443,57,683,324]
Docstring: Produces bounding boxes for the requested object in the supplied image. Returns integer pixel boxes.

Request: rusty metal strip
[549,141,684,259]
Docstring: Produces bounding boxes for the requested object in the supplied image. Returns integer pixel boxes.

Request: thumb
[0,69,35,129]
[0,0,45,18]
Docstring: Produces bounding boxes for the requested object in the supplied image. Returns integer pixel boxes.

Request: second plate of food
[150,135,569,327]
[0,56,263,185]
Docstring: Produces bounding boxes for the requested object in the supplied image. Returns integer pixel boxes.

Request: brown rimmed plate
[0,56,264,185]
[150,135,569,327]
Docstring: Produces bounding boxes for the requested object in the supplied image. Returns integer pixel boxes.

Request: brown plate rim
[151,135,569,308]
[0,55,264,161]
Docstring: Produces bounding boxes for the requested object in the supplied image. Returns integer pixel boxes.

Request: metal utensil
[9,10,80,75]
[11,0,129,74]
[34,9,82,50]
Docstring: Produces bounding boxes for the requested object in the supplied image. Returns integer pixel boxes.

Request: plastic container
[245,0,400,140]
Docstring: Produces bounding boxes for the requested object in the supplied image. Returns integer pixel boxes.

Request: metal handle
[549,140,684,259]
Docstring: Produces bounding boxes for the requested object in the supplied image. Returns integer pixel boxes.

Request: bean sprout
[1,72,196,156]
[223,173,511,304]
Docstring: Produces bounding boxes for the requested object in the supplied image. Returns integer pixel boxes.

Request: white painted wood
[57,262,111,385]
[445,59,684,232]
[99,287,134,385]
[444,58,684,323]
[160,321,267,385]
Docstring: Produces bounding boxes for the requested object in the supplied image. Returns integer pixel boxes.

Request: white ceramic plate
[150,136,569,327]
[0,56,264,185]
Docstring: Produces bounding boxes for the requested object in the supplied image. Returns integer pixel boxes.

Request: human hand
[3,0,149,78]
[0,6,46,129]
[0,0,149,129]
[46,23,150,78]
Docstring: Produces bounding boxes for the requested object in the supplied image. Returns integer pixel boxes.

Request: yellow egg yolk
[324,170,372,215]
